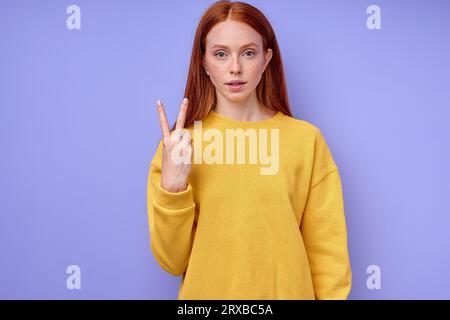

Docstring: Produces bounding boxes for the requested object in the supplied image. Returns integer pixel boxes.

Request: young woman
[147,0,352,300]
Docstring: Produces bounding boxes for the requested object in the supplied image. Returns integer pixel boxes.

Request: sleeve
[147,139,197,276]
[300,127,352,299]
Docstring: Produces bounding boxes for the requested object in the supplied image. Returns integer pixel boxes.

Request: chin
[226,95,248,103]
[224,90,249,100]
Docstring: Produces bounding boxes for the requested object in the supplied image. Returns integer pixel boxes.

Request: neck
[214,91,275,121]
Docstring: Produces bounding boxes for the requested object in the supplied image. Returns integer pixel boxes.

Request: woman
[147,0,352,300]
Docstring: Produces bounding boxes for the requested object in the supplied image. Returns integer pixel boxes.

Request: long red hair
[169,0,293,131]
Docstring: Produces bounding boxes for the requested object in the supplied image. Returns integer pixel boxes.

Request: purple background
[1,0,449,299]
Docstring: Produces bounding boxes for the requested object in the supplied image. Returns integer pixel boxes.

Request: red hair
[169,0,293,131]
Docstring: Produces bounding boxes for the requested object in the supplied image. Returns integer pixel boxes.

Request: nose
[230,55,242,75]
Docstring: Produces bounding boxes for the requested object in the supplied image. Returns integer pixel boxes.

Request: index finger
[176,98,189,130]
[156,100,170,139]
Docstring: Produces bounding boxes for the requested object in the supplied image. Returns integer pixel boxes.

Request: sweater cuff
[155,183,194,210]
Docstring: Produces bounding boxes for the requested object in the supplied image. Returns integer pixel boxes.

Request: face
[203,19,273,103]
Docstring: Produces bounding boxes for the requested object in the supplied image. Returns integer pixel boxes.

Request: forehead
[205,20,262,49]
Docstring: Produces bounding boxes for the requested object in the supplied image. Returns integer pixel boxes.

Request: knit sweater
[147,109,352,300]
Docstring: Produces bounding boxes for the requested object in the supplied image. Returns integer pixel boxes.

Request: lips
[226,81,247,85]
[226,81,246,92]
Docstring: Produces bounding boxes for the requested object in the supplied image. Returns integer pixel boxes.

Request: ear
[203,59,210,76]
[264,48,273,70]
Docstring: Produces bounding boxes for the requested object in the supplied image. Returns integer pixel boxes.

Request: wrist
[161,182,187,193]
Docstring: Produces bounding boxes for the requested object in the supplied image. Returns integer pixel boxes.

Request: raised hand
[156,98,193,193]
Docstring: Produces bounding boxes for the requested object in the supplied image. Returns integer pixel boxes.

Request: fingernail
[156,100,161,106]
[183,98,188,104]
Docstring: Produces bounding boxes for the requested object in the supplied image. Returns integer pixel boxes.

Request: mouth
[226,81,247,91]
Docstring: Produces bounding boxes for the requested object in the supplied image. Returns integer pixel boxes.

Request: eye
[244,50,255,57]
[214,51,226,58]
[213,50,256,58]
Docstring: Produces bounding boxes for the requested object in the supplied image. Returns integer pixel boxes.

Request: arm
[300,128,352,299]
[147,139,197,276]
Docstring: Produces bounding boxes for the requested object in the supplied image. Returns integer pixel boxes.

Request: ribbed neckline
[207,109,283,127]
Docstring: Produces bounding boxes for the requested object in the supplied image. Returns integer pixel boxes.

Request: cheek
[208,64,226,81]
[204,65,220,87]
[247,63,264,81]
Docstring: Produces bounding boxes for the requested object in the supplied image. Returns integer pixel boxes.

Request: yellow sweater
[147,110,352,300]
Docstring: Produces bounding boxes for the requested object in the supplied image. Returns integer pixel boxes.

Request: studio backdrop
[1,0,449,299]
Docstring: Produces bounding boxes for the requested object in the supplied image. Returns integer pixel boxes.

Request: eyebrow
[211,42,259,49]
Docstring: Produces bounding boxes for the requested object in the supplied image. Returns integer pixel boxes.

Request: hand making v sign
[156,98,193,193]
